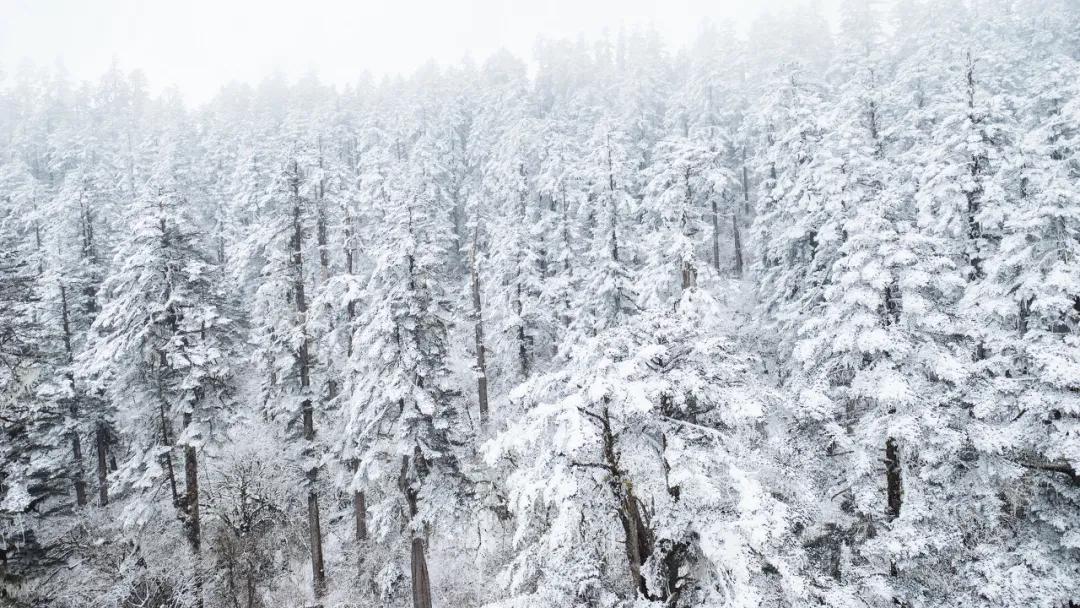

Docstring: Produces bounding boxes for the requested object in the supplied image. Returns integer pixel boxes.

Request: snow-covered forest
[1,1,1079,606]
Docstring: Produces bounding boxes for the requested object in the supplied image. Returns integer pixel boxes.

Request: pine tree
[342,133,466,608]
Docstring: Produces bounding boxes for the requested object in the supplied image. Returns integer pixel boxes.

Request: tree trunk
[886,437,902,520]
[741,160,752,217]
[156,357,180,508]
[681,261,697,291]
[732,211,744,278]
[597,398,654,599]
[95,423,109,506]
[514,283,528,378]
[681,169,697,291]
[289,161,327,598]
[470,236,490,426]
[711,195,721,273]
[515,163,530,379]
[305,457,326,598]
[410,537,432,608]
[183,411,203,608]
[738,160,751,276]
[342,201,367,555]
[69,428,87,507]
[354,486,367,543]
[399,452,433,608]
[59,284,88,507]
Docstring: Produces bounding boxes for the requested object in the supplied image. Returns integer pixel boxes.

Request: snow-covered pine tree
[342,129,467,608]
[78,175,237,605]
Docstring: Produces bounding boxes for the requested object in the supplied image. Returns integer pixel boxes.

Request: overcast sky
[1,0,838,104]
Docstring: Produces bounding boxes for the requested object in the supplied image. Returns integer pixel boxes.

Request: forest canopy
[1,1,1078,607]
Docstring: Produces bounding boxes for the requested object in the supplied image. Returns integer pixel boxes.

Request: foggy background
[1,0,842,103]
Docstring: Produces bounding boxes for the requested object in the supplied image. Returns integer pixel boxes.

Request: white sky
[1,0,838,104]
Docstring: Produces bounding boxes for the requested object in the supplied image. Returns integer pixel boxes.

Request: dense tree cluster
[1,1,1078,606]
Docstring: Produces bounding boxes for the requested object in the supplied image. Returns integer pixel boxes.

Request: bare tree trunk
[595,398,654,599]
[470,235,490,426]
[732,211,744,278]
[353,485,367,542]
[399,451,432,608]
[315,163,330,284]
[342,201,368,555]
[886,437,902,520]
[741,159,752,216]
[514,283,528,378]
[710,195,721,273]
[69,426,87,507]
[289,161,327,598]
[183,409,203,608]
[606,133,621,267]
[59,284,88,507]
[304,416,326,597]
[737,161,750,277]
[157,370,180,508]
[515,163,530,378]
[410,537,432,608]
[681,262,697,291]
[681,170,697,291]
[78,196,110,508]
[184,310,205,605]
[95,423,109,506]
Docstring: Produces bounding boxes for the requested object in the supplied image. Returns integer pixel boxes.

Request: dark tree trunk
[470,235,490,426]
[354,486,367,543]
[59,284,87,507]
[183,410,203,608]
[69,428,87,507]
[95,423,109,506]
[711,195,721,272]
[289,161,327,598]
[515,163,530,378]
[342,202,367,555]
[156,355,180,509]
[515,283,528,378]
[736,160,752,277]
[741,152,752,216]
[681,170,697,290]
[886,437,902,520]
[596,398,654,599]
[732,211,744,278]
[399,452,433,608]
[410,537,432,608]
[681,261,697,291]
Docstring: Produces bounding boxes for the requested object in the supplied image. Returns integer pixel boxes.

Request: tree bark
[410,537,432,608]
[741,160,752,217]
[470,235,490,426]
[399,452,433,608]
[885,437,902,520]
[69,426,87,507]
[515,163,530,379]
[711,194,721,273]
[736,161,751,277]
[596,398,653,598]
[342,197,367,555]
[289,161,327,598]
[681,169,697,291]
[354,485,367,543]
[183,410,203,608]
[157,380,180,508]
[514,283,528,378]
[95,423,109,506]
[59,284,88,507]
[681,261,697,291]
[732,211,744,278]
